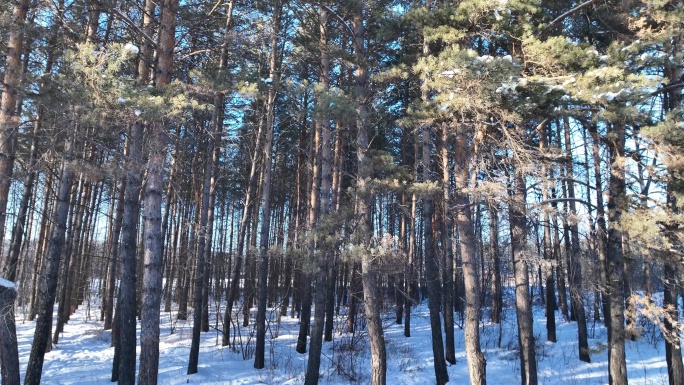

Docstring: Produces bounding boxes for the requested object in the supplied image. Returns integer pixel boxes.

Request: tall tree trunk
[509,162,538,385]
[540,129,557,343]
[254,3,280,368]
[222,62,268,349]
[24,136,75,385]
[588,123,610,326]
[454,129,486,385]
[305,5,332,382]
[0,0,30,252]
[112,123,144,385]
[104,179,126,330]
[562,117,590,363]
[418,2,447,382]
[440,124,456,365]
[352,3,387,384]
[4,126,38,281]
[605,123,627,385]
[489,204,502,325]
[138,0,177,382]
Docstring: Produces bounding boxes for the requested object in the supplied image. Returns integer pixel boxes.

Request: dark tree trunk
[305,5,332,382]
[24,137,75,385]
[605,123,627,385]
[254,3,280,368]
[0,0,30,252]
[0,279,19,385]
[114,122,144,385]
[4,128,38,282]
[104,180,126,330]
[510,166,538,385]
[439,124,456,365]
[562,118,590,363]
[352,4,387,383]
[489,205,502,324]
[664,263,684,385]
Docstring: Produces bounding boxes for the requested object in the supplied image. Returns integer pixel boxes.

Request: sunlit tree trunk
[439,124,456,365]
[454,128,486,385]
[0,0,30,252]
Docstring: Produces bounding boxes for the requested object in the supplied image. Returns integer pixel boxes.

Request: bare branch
[107,7,159,49]
[546,0,601,31]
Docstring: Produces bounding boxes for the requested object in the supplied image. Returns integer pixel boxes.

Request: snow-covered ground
[16,296,670,384]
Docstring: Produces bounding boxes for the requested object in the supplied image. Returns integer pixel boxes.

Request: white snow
[14,289,671,384]
[124,43,140,55]
[439,69,461,78]
[0,276,16,290]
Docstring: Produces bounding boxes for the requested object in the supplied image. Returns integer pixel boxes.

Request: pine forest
[1,0,684,384]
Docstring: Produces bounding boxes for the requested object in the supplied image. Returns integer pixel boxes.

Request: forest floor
[15,293,671,384]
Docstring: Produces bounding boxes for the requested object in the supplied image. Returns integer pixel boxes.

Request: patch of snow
[13,284,672,385]
[0,277,16,290]
[124,43,139,55]
[439,69,460,78]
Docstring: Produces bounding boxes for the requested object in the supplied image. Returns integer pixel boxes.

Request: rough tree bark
[24,136,75,385]
[353,2,387,383]
[254,1,281,369]
[454,128,486,385]
[0,0,30,252]
[562,117,590,362]
[605,123,627,385]
[0,278,19,385]
[509,161,538,385]
[305,4,332,383]
[440,124,456,365]
[138,0,177,383]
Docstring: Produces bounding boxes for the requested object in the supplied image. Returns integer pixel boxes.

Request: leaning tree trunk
[24,136,75,385]
[4,126,38,282]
